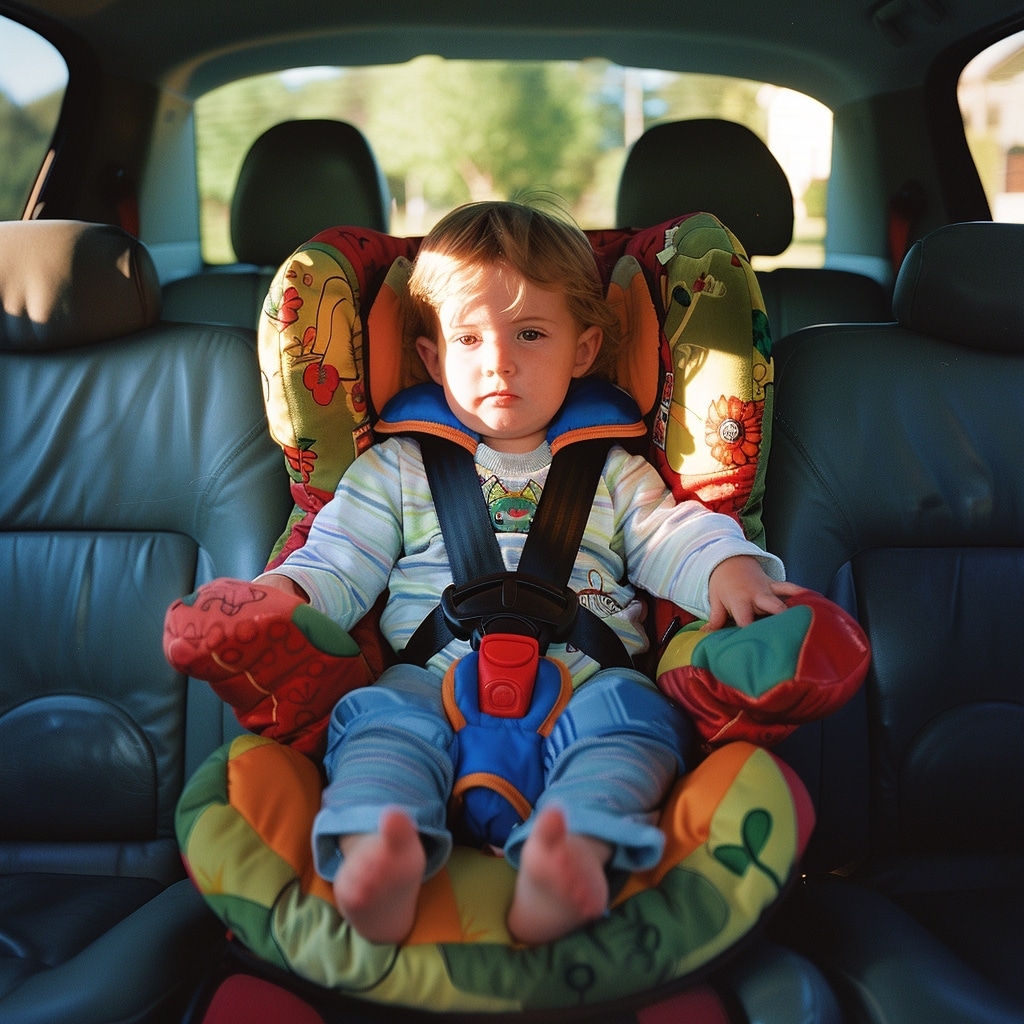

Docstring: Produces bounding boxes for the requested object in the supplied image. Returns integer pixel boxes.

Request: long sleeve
[266,438,411,630]
[268,437,784,680]
[603,447,785,618]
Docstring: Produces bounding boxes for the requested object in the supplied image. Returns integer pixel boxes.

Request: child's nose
[483,336,514,375]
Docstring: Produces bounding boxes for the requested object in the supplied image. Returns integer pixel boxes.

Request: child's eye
[518,328,544,342]
[452,334,479,347]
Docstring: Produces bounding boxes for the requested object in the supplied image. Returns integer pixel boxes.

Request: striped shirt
[270,435,784,682]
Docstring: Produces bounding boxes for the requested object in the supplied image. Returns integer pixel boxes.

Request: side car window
[959,28,1024,223]
[0,14,68,220]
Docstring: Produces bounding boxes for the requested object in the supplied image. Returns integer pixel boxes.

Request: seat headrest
[893,221,1024,353]
[0,220,160,352]
[616,119,794,256]
[231,119,391,268]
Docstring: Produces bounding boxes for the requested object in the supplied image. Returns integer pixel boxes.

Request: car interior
[162,118,392,329]
[0,0,1022,1022]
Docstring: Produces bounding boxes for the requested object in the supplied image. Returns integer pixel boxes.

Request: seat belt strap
[402,434,631,670]
[399,434,505,666]
[516,438,608,583]
[519,438,633,670]
[417,434,505,585]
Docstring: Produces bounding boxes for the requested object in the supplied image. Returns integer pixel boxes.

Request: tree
[361,58,607,222]
[0,88,60,219]
[651,74,767,138]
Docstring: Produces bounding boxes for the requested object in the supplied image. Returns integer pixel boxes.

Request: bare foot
[507,805,612,945]
[333,809,426,944]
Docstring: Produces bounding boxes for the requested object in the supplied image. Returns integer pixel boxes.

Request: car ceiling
[8,0,1024,107]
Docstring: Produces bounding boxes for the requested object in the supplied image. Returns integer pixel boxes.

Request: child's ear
[572,325,602,378]
[415,335,444,384]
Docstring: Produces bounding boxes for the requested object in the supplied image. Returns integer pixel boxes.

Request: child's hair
[406,199,621,380]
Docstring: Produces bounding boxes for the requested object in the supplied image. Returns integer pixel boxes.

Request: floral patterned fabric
[174,211,865,1012]
[178,735,813,1012]
[258,213,769,571]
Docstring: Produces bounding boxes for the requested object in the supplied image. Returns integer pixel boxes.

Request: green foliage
[196,58,615,255]
[0,88,62,219]
[360,58,605,208]
[802,177,828,219]
[652,74,766,136]
[192,60,804,261]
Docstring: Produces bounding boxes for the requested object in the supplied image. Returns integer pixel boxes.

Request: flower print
[706,395,762,467]
[350,379,366,416]
[283,441,317,483]
[303,362,341,406]
[276,286,303,328]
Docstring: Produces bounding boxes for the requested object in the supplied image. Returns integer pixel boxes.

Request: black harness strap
[417,434,505,585]
[518,438,633,669]
[401,434,632,670]
[516,439,607,583]
[399,434,506,664]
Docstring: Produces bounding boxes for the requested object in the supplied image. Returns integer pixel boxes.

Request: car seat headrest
[893,221,1024,353]
[231,119,391,268]
[616,119,794,256]
[0,219,161,352]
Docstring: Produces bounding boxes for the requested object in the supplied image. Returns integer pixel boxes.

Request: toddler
[258,200,800,945]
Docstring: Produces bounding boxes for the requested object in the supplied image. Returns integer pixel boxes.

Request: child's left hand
[706,555,804,630]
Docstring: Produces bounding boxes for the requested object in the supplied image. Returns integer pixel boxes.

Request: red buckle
[477,634,539,718]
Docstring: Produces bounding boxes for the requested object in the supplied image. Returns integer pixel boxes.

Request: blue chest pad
[442,646,573,850]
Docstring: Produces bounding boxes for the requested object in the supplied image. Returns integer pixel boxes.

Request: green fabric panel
[292,602,359,657]
[691,604,812,697]
[175,739,231,849]
[439,867,728,1009]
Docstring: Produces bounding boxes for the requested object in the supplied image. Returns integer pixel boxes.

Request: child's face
[415,264,601,453]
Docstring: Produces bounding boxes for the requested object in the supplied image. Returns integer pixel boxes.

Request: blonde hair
[406,200,621,380]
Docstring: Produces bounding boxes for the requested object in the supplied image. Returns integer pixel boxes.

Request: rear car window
[195,58,832,269]
[959,28,1024,222]
[0,14,68,220]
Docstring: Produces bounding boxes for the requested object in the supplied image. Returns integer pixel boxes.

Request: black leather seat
[163,119,390,328]
[762,221,1024,1023]
[616,118,891,338]
[0,220,292,1023]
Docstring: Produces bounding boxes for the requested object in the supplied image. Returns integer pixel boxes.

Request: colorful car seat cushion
[171,211,868,1011]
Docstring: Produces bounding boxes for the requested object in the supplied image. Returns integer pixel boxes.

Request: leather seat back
[616,118,890,338]
[163,119,390,328]
[763,220,1024,874]
[0,219,292,1019]
[0,219,291,873]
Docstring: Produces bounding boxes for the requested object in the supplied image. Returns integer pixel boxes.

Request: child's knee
[327,664,453,753]
[547,669,693,770]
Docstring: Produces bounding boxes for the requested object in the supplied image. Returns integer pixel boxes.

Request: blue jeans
[312,662,692,881]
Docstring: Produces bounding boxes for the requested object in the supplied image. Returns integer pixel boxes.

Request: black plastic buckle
[439,571,579,653]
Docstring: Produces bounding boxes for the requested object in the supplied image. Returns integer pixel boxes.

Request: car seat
[762,220,1024,1022]
[169,211,871,1022]
[0,219,292,1023]
[163,119,391,328]
[616,119,891,339]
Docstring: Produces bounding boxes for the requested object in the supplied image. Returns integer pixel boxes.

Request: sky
[0,18,69,104]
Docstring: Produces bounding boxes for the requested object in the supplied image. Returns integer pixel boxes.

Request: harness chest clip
[476,633,540,718]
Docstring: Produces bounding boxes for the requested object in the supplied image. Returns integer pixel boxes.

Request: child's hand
[706,555,804,630]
